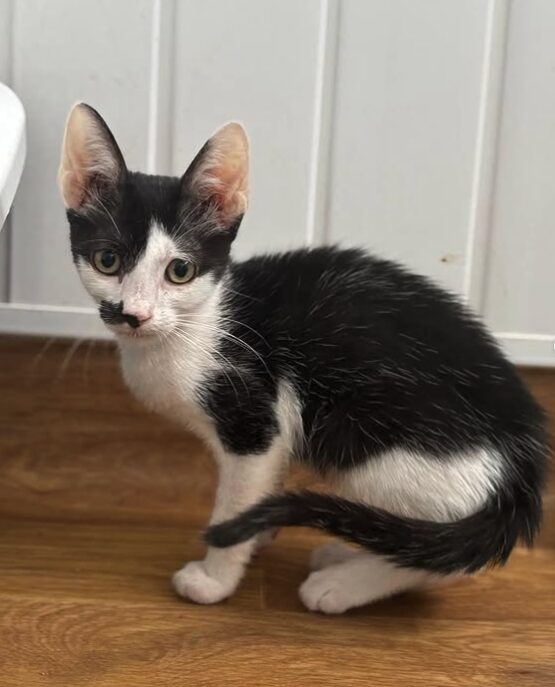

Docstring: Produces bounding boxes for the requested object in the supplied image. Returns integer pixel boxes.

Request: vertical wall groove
[146,0,176,175]
[305,0,340,246]
[462,0,511,310]
[146,0,162,174]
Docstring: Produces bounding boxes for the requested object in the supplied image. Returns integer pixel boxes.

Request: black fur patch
[200,246,548,572]
[205,490,535,574]
[201,371,278,455]
[215,248,548,467]
[99,300,140,329]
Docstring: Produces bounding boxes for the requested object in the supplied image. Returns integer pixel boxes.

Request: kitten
[59,103,548,614]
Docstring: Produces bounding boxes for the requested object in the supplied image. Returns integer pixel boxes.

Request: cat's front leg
[173,443,287,604]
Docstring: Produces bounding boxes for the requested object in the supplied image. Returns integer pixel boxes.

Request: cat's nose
[121,304,152,328]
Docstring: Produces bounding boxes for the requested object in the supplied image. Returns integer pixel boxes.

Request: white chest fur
[118,335,219,447]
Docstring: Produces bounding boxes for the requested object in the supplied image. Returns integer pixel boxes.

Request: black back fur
[203,248,549,572]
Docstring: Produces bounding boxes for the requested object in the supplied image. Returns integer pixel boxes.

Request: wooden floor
[0,336,554,686]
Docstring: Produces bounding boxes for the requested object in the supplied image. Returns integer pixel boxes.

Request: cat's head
[58,103,248,341]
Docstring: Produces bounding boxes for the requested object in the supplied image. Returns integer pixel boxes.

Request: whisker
[71,180,122,238]
[172,324,249,384]
[220,285,262,303]
[173,316,274,381]
[170,326,248,401]
[82,338,96,385]
[169,200,212,239]
[94,196,122,237]
[218,316,271,347]
[56,338,84,380]
[30,337,57,370]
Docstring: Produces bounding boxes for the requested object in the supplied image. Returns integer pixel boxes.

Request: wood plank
[1,595,554,687]
[0,335,554,686]
[1,518,554,622]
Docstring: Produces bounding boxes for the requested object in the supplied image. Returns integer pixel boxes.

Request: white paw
[310,541,358,571]
[299,568,356,614]
[172,561,236,605]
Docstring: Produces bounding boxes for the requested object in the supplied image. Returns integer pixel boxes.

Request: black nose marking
[99,299,125,325]
[99,300,142,328]
[123,312,141,329]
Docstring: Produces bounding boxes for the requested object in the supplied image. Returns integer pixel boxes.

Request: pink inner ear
[204,165,248,221]
[59,103,124,210]
[193,123,249,223]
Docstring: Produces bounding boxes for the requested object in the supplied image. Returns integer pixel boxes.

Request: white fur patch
[336,447,503,521]
[173,436,289,604]
[119,302,222,446]
[299,552,433,614]
[275,380,303,453]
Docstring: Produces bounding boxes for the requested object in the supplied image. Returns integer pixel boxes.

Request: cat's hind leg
[300,553,438,614]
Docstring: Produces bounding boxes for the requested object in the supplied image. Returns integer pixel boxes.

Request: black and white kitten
[59,103,548,614]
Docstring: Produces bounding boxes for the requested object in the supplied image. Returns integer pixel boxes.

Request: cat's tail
[205,488,542,574]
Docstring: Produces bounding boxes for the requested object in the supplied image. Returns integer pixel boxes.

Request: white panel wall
[481,0,555,365]
[0,0,9,79]
[327,0,488,293]
[10,0,156,307]
[172,0,324,259]
[0,0,554,365]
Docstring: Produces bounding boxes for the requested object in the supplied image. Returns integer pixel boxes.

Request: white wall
[0,0,553,365]
[327,0,488,294]
[481,0,555,365]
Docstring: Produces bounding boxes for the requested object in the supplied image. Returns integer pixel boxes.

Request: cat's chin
[110,326,160,344]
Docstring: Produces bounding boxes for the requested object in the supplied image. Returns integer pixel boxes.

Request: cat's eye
[92,250,121,275]
[165,259,197,284]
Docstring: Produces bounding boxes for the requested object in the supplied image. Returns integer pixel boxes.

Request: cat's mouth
[109,322,158,340]
[115,325,154,338]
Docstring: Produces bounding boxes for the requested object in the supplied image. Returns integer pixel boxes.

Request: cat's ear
[181,122,249,229]
[58,103,126,210]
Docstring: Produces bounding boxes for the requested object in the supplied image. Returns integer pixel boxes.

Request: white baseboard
[0,303,111,340]
[496,332,555,368]
[0,304,554,367]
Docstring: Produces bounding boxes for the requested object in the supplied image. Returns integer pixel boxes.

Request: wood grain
[0,335,554,686]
